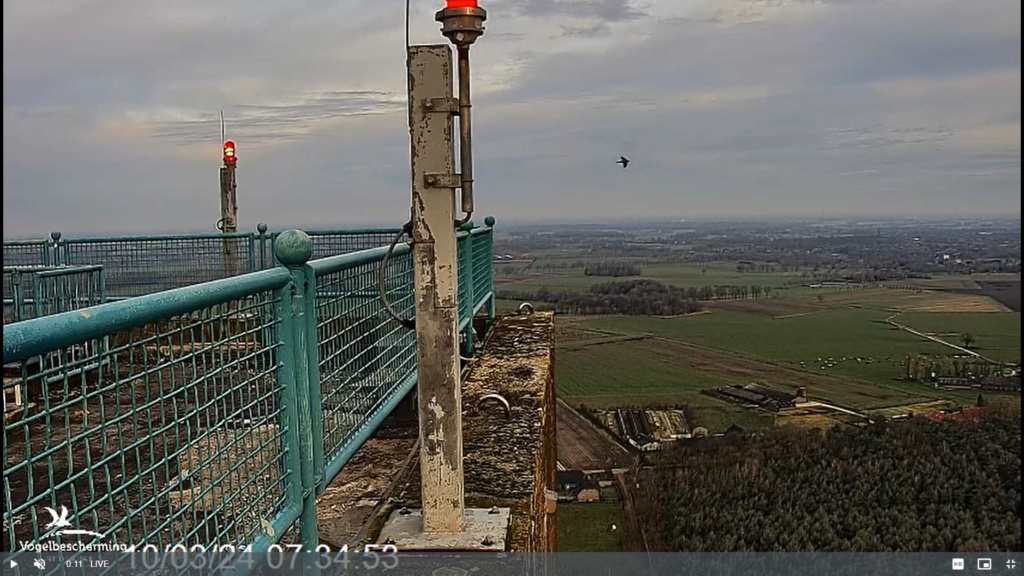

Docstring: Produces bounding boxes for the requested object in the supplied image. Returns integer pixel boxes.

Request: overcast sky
[3,0,1020,236]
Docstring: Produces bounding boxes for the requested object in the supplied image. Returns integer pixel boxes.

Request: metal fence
[2,240,51,268]
[4,225,399,300]
[2,221,496,573]
[3,265,106,324]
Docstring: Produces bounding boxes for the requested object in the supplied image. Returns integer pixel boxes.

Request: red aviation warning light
[223,140,237,165]
[436,0,486,46]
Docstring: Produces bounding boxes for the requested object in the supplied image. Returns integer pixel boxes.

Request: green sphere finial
[484,216,495,227]
[256,222,268,234]
[50,231,62,241]
[274,230,313,267]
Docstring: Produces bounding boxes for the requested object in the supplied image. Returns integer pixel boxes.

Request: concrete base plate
[374,507,511,551]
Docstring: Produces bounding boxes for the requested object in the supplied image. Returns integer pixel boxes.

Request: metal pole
[457,46,473,218]
[219,164,238,233]
[220,156,238,277]
[408,44,465,533]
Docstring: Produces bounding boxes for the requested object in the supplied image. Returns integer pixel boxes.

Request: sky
[3,0,1021,237]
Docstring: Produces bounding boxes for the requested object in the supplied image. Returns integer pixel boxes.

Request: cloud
[506,0,646,22]
[145,91,406,145]
[560,22,612,37]
[3,0,1020,236]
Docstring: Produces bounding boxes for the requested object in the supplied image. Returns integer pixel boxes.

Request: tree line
[497,279,703,316]
[905,354,1010,381]
[638,408,1021,552]
[584,262,642,277]
[499,282,776,313]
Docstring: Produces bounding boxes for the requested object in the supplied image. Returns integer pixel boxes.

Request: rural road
[884,312,986,359]
[614,468,652,556]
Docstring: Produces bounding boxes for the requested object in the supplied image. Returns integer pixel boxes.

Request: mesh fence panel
[471,228,494,311]
[314,249,416,478]
[2,291,297,570]
[59,236,254,299]
[3,241,51,267]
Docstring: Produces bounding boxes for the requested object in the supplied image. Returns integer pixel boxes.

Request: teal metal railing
[3,265,106,324]
[4,225,399,300]
[2,220,496,573]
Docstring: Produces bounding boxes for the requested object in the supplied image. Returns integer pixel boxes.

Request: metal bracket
[424,172,462,188]
[423,97,460,113]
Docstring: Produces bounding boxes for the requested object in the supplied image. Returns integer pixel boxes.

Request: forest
[641,408,1021,552]
[498,279,703,315]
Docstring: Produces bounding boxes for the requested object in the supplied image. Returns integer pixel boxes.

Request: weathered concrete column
[408,44,465,533]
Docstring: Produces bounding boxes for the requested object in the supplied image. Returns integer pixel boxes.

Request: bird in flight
[616,156,630,169]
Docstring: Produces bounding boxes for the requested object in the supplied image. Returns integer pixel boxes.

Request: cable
[379,221,415,330]
[382,1,416,331]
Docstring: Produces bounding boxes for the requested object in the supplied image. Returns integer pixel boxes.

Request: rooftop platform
[315,311,558,552]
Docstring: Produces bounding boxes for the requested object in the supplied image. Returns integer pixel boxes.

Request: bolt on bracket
[424,172,462,188]
[424,97,460,114]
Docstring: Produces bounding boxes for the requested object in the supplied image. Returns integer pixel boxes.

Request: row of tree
[639,409,1022,552]
[583,262,642,277]
[497,280,703,316]
[904,354,1009,381]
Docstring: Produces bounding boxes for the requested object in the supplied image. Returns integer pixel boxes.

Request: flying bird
[616,156,630,169]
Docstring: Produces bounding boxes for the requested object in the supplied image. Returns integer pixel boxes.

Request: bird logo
[43,506,104,538]
[616,156,630,169]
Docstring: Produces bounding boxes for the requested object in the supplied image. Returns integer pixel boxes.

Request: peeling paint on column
[408,44,465,533]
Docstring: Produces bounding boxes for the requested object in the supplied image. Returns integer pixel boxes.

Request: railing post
[11,269,24,323]
[274,230,321,573]
[49,231,62,266]
[256,222,270,270]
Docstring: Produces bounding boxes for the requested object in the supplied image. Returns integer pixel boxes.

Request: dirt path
[800,401,867,418]
[556,398,634,471]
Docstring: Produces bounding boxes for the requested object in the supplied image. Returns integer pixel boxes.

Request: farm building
[980,376,1021,392]
[615,409,661,451]
[646,409,691,442]
[716,383,801,411]
[557,470,600,502]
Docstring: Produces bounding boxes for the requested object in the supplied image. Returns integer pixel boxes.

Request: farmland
[553,283,1020,433]
[557,324,940,410]
[897,311,1021,362]
[500,219,1021,553]
[581,308,955,384]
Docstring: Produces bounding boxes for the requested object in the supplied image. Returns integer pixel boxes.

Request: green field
[583,309,953,384]
[557,488,625,552]
[556,339,742,403]
[898,312,1022,362]
[557,325,943,410]
[546,268,1019,432]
